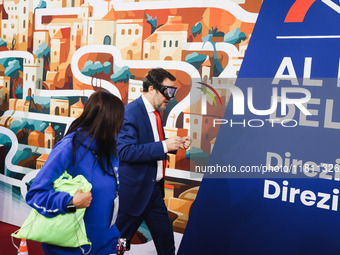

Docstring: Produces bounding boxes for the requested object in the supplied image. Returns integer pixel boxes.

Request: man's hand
[165,136,192,151]
[165,136,183,151]
[179,136,191,150]
[73,190,92,209]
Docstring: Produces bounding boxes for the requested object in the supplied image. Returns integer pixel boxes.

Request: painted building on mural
[44,123,55,149]
[201,56,212,83]
[0,76,10,103]
[50,27,71,71]
[80,2,94,46]
[231,42,249,77]
[127,79,143,102]
[33,31,50,52]
[87,7,117,46]
[143,16,188,61]
[0,2,8,39]
[23,58,44,99]
[44,0,84,9]
[50,97,69,116]
[8,98,29,112]
[48,19,81,62]
[28,130,44,147]
[36,153,49,169]
[1,0,34,51]
[70,98,84,118]
[116,18,143,60]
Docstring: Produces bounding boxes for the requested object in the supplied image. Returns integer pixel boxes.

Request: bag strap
[11,210,40,252]
[73,213,92,255]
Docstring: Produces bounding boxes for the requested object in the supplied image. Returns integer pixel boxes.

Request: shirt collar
[141,94,155,113]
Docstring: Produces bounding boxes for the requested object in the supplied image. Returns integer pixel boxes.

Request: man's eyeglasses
[159,85,177,99]
[146,75,178,99]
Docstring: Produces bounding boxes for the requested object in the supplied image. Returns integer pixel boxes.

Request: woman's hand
[73,190,92,208]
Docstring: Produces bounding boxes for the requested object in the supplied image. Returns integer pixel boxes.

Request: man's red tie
[154,110,166,178]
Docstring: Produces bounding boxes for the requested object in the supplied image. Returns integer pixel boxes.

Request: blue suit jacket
[117,96,166,217]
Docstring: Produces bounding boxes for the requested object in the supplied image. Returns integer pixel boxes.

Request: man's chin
[159,104,168,111]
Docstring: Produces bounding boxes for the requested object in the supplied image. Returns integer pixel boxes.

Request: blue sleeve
[25,137,73,218]
[117,112,165,163]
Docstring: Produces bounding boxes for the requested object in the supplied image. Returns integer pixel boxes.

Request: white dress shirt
[141,95,168,181]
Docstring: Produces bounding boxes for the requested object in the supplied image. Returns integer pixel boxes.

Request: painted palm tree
[202,27,224,77]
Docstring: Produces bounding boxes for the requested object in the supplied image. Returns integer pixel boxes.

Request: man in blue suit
[116,68,191,255]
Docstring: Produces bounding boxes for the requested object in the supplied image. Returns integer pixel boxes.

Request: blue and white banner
[180,1,340,254]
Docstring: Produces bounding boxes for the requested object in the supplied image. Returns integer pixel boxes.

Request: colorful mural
[0,0,261,252]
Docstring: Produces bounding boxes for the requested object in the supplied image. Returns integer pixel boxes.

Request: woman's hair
[66,89,124,174]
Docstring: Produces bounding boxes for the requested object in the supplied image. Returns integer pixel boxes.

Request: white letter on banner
[213,119,228,127]
[300,190,316,206]
[225,85,244,115]
[266,152,282,170]
[299,98,320,128]
[264,180,281,199]
[303,57,323,86]
[269,96,296,123]
[324,99,340,129]
[317,193,330,210]
[247,87,278,115]
[281,87,312,115]
[272,57,299,85]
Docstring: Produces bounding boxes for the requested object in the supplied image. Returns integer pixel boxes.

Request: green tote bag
[12,171,92,248]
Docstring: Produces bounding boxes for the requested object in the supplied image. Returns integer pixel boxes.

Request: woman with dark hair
[26,89,124,254]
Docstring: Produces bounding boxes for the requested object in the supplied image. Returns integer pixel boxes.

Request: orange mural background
[0,0,261,252]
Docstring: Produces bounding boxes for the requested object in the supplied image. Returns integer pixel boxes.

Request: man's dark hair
[143,68,176,92]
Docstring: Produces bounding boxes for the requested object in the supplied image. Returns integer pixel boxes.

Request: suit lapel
[136,96,155,142]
